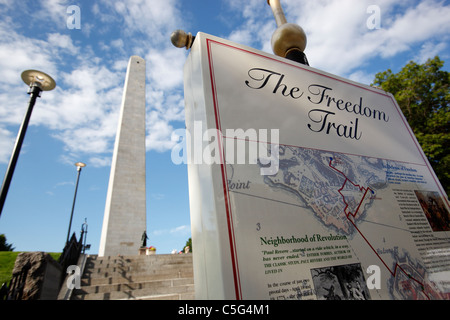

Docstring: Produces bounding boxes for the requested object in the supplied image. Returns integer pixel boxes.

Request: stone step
[70,254,195,300]
[84,254,190,268]
[73,281,194,300]
[77,278,193,295]
[83,263,192,278]
[85,258,193,269]
[87,254,192,263]
[81,270,194,286]
[133,292,195,300]
[86,259,193,268]
[83,263,193,277]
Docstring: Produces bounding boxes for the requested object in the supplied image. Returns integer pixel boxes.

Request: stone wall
[11,252,62,300]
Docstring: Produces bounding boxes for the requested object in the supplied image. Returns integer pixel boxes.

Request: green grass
[0,252,61,285]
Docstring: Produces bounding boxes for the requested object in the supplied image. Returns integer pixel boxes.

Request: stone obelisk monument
[99,56,146,257]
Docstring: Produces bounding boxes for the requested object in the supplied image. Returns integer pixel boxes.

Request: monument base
[138,248,157,255]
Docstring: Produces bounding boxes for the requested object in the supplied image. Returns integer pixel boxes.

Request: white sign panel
[182,32,450,300]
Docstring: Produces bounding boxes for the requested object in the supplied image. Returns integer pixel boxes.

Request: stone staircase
[71,254,194,300]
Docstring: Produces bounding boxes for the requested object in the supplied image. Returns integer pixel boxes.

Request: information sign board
[183,32,450,300]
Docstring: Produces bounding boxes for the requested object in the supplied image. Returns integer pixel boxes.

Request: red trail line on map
[328,157,429,299]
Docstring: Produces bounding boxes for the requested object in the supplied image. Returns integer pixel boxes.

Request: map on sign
[225,142,450,300]
[255,145,448,299]
[262,146,380,235]
[227,141,450,299]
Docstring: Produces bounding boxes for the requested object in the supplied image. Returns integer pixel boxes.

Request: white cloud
[151,193,165,200]
[28,63,125,160]
[0,24,57,88]
[414,41,448,64]
[170,225,190,235]
[152,225,190,237]
[224,0,450,78]
[37,0,69,28]
[146,114,177,152]
[91,0,188,154]
[0,0,14,9]
[88,156,112,168]
[0,19,123,165]
[146,48,185,91]
[101,0,181,42]
[47,33,79,55]
[347,70,376,85]
[0,127,14,163]
[143,45,186,152]
[111,39,124,50]
[0,0,190,165]
[111,59,128,71]
[151,229,165,236]
[55,181,74,187]
[225,0,274,52]
[81,23,95,38]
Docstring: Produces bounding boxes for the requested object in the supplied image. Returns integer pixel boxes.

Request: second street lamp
[65,162,86,245]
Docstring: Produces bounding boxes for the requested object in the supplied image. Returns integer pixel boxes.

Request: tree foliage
[182,237,192,253]
[0,234,14,251]
[372,56,449,198]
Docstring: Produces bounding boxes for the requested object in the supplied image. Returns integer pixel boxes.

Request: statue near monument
[141,231,149,248]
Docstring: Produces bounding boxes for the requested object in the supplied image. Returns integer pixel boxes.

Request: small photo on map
[414,190,450,232]
[310,263,371,300]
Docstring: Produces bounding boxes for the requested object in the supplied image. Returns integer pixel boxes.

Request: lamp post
[65,162,86,245]
[0,70,56,218]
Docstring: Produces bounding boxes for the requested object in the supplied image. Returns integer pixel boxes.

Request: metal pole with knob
[267,0,309,65]
[170,1,308,65]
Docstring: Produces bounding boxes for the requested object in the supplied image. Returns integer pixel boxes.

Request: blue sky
[0,0,449,255]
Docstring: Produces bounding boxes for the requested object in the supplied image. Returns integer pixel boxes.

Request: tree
[0,234,14,251]
[372,56,449,198]
[182,237,192,253]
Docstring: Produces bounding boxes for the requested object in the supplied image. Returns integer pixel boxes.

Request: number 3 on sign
[256,223,261,231]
